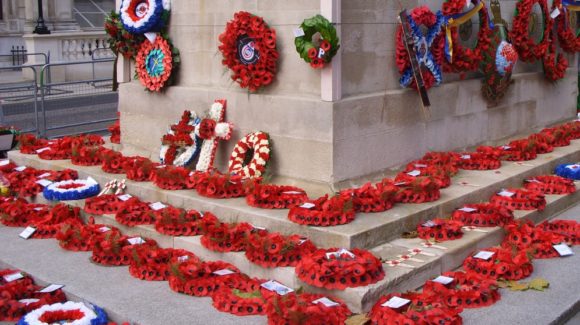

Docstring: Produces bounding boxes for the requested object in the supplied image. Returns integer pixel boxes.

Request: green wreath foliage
[295,15,340,69]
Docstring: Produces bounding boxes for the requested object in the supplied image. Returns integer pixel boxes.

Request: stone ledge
[8,138,580,250]
[28,187,580,313]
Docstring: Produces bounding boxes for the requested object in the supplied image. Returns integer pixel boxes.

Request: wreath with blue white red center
[17,301,108,325]
[395,6,446,90]
[135,35,179,92]
[43,178,100,201]
[159,110,203,166]
[119,0,170,35]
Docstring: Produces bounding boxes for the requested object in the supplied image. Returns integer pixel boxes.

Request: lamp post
[33,0,51,34]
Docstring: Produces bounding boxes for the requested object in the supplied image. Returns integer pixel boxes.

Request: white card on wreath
[3,272,24,282]
[149,202,167,211]
[553,243,574,257]
[458,207,477,213]
[213,269,236,276]
[381,296,410,309]
[312,297,340,307]
[13,166,27,172]
[127,237,145,245]
[19,227,36,239]
[37,284,64,293]
[117,194,132,201]
[0,160,9,166]
[260,280,294,296]
[300,203,315,209]
[36,179,53,187]
[432,275,454,285]
[19,298,40,305]
[497,190,515,197]
[474,251,495,260]
[37,172,51,179]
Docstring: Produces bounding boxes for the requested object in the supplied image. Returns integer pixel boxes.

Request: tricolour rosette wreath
[555,163,580,180]
[43,178,100,201]
[119,0,170,34]
[17,301,109,325]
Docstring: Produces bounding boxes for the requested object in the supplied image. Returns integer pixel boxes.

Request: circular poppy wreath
[294,14,340,69]
[43,179,100,201]
[502,221,565,259]
[528,133,555,154]
[295,248,385,290]
[228,131,271,179]
[17,301,109,325]
[416,218,464,242]
[451,203,514,227]
[287,194,355,227]
[457,152,502,170]
[218,11,278,92]
[339,182,398,213]
[555,163,580,180]
[463,247,533,280]
[524,175,576,194]
[554,0,580,53]
[245,183,308,209]
[489,188,546,211]
[442,0,492,72]
[114,198,154,226]
[542,39,569,81]
[135,35,177,92]
[369,292,463,325]
[422,271,501,309]
[395,6,445,90]
[122,157,159,181]
[266,293,352,325]
[510,0,552,62]
[119,0,170,34]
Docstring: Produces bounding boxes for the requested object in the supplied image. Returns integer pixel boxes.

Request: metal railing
[0,53,118,139]
[38,58,118,138]
[0,65,40,134]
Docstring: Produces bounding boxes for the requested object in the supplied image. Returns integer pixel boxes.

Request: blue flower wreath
[43,179,100,201]
[400,10,445,88]
[120,0,170,34]
[555,163,580,180]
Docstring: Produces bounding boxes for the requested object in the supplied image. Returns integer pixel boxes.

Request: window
[73,0,115,29]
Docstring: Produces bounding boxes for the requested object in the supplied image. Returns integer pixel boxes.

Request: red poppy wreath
[510,0,552,62]
[442,0,492,72]
[218,11,279,92]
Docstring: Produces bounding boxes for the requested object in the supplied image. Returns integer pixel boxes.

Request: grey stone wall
[119,0,578,191]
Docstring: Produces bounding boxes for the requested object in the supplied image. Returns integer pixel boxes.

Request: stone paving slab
[0,225,265,325]
[7,137,580,250]
[461,211,580,325]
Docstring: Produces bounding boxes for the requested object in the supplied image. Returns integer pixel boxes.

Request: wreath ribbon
[561,0,580,30]
[444,0,485,62]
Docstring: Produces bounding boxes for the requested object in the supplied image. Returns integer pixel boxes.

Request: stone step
[7,139,580,250]
[30,186,580,313]
[0,225,264,325]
